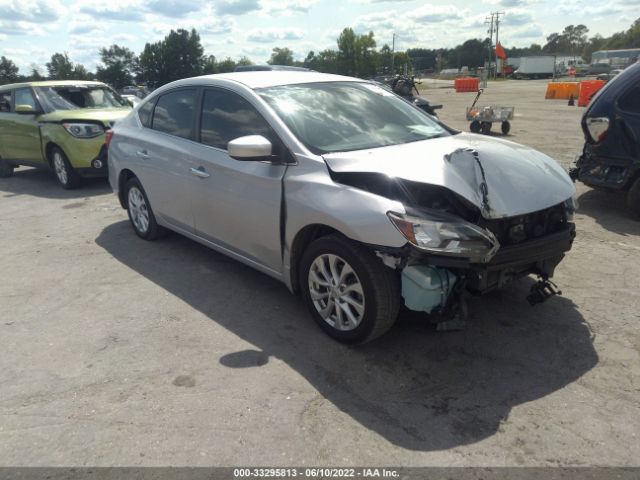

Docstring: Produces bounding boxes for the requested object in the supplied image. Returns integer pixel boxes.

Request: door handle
[190,167,210,178]
[136,149,149,159]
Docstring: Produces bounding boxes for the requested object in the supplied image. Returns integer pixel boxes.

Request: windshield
[258,82,449,154]
[37,85,129,110]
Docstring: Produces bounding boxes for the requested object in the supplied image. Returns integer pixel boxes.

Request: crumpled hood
[323,133,575,219]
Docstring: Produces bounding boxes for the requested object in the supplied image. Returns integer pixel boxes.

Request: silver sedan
[108,71,576,343]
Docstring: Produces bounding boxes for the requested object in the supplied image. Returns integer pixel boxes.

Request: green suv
[0,81,131,188]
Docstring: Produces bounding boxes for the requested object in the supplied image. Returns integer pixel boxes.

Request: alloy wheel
[128,186,150,234]
[53,152,68,185]
[308,253,365,331]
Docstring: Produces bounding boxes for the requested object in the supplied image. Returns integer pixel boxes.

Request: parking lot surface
[1,80,639,466]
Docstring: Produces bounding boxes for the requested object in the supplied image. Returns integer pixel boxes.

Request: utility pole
[391,33,396,75]
[493,11,505,78]
[485,14,495,76]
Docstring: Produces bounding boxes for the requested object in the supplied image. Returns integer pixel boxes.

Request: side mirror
[228,135,272,161]
[15,104,37,115]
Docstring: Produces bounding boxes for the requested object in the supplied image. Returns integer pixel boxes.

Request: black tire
[627,177,640,220]
[124,177,162,240]
[299,234,400,344]
[0,158,14,178]
[470,120,481,133]
[50,146,81,189]
[501,121,511,135]
[481,122,492,135]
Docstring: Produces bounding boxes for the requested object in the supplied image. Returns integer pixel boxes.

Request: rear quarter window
[137,100,154,127]
[0,91,11,112]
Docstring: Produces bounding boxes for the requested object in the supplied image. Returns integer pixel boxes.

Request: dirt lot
[1,80,639,467]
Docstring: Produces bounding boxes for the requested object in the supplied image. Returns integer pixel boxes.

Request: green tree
[237,56,253,67]
[72,64,93,80]
[216,57,237,73]
[96,44,138,89]
[28,64,45,81]
[268,47,294,66]
[336,28,377,77]
[0,56,19,85]
[139,28,204,88]
[46,53,75,80]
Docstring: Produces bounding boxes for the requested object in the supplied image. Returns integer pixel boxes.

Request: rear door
[0,90,13,160]
[9,88,44,163]
[187,87,288,274]
[131,88,199,233]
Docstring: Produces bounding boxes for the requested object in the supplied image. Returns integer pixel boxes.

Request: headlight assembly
[62,122,104,138]
[387,211,499,263]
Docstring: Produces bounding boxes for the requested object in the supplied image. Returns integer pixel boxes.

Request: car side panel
[282,155,408,291]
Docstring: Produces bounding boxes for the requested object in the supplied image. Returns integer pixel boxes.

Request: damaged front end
[327,140,576,328]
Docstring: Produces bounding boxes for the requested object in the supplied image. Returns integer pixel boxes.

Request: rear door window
[151,89,197,140]
[199,88,274,150]
[618,83,640,114]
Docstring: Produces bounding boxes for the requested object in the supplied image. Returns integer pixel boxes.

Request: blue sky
[0,0,638,73]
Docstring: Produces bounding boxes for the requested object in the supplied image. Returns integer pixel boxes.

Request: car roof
[0,80,106,91]
[166,71,364,90]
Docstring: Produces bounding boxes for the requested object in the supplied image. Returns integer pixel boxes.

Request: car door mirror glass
[228,135,272,160]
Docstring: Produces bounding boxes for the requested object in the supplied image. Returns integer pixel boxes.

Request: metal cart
[465,89,515,135]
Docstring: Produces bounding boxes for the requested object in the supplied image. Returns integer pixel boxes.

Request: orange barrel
[578,80,605,107]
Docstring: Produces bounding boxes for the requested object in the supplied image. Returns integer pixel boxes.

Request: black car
[571,62,640,217]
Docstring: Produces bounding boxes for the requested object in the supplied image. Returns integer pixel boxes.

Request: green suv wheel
[50,147,81,189]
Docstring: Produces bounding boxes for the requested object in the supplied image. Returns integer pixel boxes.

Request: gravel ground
[0,79,639,467]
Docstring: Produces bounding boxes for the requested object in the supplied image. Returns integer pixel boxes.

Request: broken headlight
[388,211,500,262]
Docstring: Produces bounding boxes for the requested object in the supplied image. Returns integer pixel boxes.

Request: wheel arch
[117,168,137,208]
[288,223,342,295]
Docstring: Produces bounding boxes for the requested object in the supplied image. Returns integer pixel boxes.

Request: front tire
[125,177,162,240]
[51,147,81,189]
[300,235,400,344]
[470,120,481,133]
[0,158,14,178]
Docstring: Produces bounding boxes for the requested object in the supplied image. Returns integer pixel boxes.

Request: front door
[188,87,287,274]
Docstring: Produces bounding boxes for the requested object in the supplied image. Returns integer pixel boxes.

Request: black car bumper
[76,145,108,178]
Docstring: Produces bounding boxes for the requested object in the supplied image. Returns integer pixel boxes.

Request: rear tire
[0,158,14,178]
[125,177,162,240]
[299,234,400,344]
[51,147,81,189]
[501,121,511,135]
[481,122,492,135]
[627,177,640,220]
